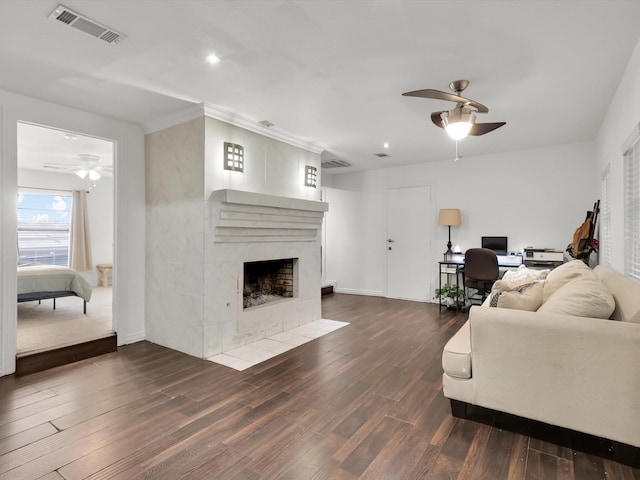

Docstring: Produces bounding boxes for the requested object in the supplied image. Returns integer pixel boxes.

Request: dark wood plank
[15,333,117,376]
[0,422,57,456]
[0,294,637,479]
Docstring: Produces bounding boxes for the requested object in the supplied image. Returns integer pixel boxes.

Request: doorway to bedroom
[16,122,115,370]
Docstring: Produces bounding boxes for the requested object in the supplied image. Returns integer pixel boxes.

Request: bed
[17,264,93,314]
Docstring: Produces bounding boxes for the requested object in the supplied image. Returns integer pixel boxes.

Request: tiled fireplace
[203,189,328,358]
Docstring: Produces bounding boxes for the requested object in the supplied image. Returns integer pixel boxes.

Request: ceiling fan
[402,80,506,140]
[43,154,112,181]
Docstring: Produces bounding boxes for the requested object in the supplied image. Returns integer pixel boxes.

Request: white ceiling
[17,122,113,174]
[2,0,640,174]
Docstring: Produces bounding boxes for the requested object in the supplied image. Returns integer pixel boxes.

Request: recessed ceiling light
[206,53,221,65]
[383,142,390,149]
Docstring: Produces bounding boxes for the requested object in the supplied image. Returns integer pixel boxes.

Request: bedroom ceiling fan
[43,154,112,181]
[402,80,506,140]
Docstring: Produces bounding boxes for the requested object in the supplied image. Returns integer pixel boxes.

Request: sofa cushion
[594,265,640,323]
[537,275,615,319]
[489,281,544,311]
[543,259,596,302]
[442,320,471,379]
[502,264,550,284]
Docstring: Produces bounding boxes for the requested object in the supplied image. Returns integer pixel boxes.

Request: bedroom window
[17,191,72,267]
[624,128,640,280]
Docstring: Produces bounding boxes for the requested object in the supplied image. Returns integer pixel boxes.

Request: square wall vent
[49,4,126,45]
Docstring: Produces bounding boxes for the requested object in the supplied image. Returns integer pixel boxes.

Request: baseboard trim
[334,288,384,297]
[122,331,145,345]
[449,399,640,468]
[16,333,118,376]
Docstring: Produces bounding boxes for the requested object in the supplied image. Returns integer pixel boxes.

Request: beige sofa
[442,260,640,449]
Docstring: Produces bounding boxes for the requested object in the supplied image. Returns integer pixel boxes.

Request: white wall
[204,116,321,201]
[145,117,206,357]
[596,36,640,273]
[323,141,597,299]
[0,89,145,376]
[17,168,114,286]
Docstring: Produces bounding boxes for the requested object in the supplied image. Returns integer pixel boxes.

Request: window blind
[17,191,73,267]
[600,164,611,266]
[624,138,640,279]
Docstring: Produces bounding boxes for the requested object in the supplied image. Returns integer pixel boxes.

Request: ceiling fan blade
[468,122,506,136]
[43,164,75,170]
[430,111,446,129]
[403,89,489,113]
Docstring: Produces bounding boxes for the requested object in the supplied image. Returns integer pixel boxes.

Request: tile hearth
[207,318,348,370]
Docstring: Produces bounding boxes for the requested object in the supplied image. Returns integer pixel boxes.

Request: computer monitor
[482,236,508,253]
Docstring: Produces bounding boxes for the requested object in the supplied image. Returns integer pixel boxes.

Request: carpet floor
[17,286,113,354]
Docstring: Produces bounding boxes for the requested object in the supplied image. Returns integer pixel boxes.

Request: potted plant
[434,283,466,308]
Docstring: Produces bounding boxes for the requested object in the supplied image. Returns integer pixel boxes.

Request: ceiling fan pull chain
[454,141,464,161]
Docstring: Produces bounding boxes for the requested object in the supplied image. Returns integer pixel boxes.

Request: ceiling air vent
[321,159,352,169]
[49,4,126,45]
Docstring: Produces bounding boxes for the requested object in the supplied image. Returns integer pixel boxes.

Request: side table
[96,263,113,287]
[438,260,465,311]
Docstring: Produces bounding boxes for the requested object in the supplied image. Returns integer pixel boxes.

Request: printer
[523,248,564,268]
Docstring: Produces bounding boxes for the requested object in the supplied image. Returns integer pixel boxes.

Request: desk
[438,253,524,311]
[445,252,524,268]
[438,261,465,311]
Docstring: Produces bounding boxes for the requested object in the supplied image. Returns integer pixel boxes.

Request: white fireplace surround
[209,189,328,243]
[204,189,328,357]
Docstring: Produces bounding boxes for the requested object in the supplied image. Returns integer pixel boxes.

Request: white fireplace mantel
[209,189,329,243]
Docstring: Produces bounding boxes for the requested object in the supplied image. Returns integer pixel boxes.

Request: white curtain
[69,190,93,271]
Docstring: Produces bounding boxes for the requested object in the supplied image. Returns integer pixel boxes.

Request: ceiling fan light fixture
[206,53,221,65]
[89,169,101,181]
[76,168,88,179]
[442,108,476,140]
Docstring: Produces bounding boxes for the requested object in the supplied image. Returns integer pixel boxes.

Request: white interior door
[387,185,432,301]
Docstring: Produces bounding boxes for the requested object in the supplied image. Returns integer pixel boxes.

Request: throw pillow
[537,276,615,319]
[543,259,596,302]
[502,264,550,284]
[489,282,544,311]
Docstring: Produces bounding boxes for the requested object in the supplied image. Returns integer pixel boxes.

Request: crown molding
[142,103,205,135]
[143,102,324,155]
[202,103,323,154]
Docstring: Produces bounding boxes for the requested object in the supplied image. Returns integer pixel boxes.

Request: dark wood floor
[1,293,638,479]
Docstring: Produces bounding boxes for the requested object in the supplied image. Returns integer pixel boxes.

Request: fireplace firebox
[243,258,297,309]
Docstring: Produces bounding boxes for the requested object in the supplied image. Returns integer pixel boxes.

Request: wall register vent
[321,159,351,169]
[49,4,126,45]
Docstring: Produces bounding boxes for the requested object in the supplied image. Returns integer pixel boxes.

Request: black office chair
[464,248,499,305]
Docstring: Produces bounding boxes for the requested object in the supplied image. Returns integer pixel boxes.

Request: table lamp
[438,208,462,254]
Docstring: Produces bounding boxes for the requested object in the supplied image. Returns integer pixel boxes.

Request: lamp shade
[438,208,462,226]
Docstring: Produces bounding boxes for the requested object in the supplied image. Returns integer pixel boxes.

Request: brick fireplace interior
[243,258,297,309]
